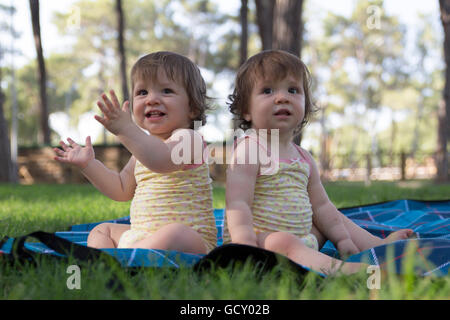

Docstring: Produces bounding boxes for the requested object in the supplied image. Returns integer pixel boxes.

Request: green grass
[0,180,449,300]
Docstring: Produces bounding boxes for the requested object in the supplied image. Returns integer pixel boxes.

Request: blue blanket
[1,199,449,277]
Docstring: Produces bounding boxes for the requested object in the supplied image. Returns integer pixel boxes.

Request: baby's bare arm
[226,139,259,247]
[54,136,136,201]
[81,156,136,201]
[305,150,359,255]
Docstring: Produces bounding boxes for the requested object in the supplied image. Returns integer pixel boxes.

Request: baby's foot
[382,229,415,244]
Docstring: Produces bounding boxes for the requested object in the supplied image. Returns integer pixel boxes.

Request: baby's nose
[145,92,161,105]
[274,91,289,104]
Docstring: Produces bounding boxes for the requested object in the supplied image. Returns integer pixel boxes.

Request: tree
[0,60,14,182]
[240,0,248,66]
[29,0,50,145]
[438,0,450,182]
[0,3,18,182]
[115,0,129,102]
[255,0,304,55]
[255,0,274,51]
[272,0,304,56]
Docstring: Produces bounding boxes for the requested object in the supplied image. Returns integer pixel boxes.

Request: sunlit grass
[0,181,449,299]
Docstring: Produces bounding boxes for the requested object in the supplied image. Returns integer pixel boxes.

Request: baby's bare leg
[131,223,207,254]
[260,231,367,275]
[87,223,130,248]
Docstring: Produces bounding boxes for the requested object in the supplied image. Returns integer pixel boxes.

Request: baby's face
[132,70,192,140]
[245,76,305,135]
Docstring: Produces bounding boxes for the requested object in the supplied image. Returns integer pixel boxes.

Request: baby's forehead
[133,67,183,87]
[252,71,303,87]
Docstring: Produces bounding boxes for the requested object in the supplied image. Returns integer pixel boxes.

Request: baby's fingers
[53,147,65,157]
[109,90,121,109]
[101,92,118,112]
[94,114,107,126]
[85,136,92,148]
[54,156,73,164]
[59,140,70,152]
[97,100,110,118]
[67,137,80,148]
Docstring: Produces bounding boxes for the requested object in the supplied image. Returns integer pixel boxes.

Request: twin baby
[54,50,413,275]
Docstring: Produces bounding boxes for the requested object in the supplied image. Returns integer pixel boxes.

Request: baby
[225,50,413,274]
[54,52,217,254]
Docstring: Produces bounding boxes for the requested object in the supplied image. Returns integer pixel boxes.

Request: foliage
[0,0,445,161]
[302,0,443,165]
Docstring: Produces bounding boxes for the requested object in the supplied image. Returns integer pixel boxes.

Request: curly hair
[228,50,315,135]
[130,51,210,128]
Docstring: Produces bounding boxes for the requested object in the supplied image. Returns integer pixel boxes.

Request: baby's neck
[251,129,294,157]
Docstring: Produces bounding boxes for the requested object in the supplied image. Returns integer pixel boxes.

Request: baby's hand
[95,90,132,136]
[54,136,94,169]
[337,238,360,259]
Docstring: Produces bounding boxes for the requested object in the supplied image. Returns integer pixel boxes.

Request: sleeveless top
[223,136,313,243]
[122,159,217,251]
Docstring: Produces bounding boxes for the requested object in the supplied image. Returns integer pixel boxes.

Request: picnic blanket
[1,199,449,277]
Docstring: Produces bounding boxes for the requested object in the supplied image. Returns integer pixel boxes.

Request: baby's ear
[243,113,251,122]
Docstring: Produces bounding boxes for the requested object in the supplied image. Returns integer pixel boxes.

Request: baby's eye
[288,87,300,94]
[136,89,147,96]
[162,88,174,94]
[262,88,273,94]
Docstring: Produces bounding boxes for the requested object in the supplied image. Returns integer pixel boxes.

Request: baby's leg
[87,223,130,249]
[259,231,367,275]
[131,223,207,254]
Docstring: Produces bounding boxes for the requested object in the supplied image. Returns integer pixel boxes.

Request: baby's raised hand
[54,136,94,169]
[95,90,132,136]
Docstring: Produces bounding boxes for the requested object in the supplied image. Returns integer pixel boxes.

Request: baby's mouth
[273,109,291,116]
[145,110,166,118]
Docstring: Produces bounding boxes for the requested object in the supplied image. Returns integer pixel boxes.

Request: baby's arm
[226,139,259,247]
[96,90,200,173]
[304,150,359,256]
[54,136,136,201]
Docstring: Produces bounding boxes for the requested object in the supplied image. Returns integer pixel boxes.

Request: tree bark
[29,0,50,145]
[115,0,129,102]
[0,64,15,182]
[438,0,450,182]
[239,0,248,66]
[255,0,274,50]
[272,0,303,56]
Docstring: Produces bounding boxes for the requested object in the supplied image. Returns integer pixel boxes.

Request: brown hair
[130,51,210,128]
[228,50,315,134]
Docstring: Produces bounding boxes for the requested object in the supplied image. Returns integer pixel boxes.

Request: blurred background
[0,0,448,185]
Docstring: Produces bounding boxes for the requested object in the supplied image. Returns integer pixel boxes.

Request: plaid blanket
[1,200,449,277]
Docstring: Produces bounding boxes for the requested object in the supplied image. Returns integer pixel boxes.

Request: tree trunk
[438,0,450,182]
[115,0,129,102]
[272,0,303,56]
[255,0,274,50]
[29,0,50,145]
[0,65,15,182]
[239,0,248,66]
